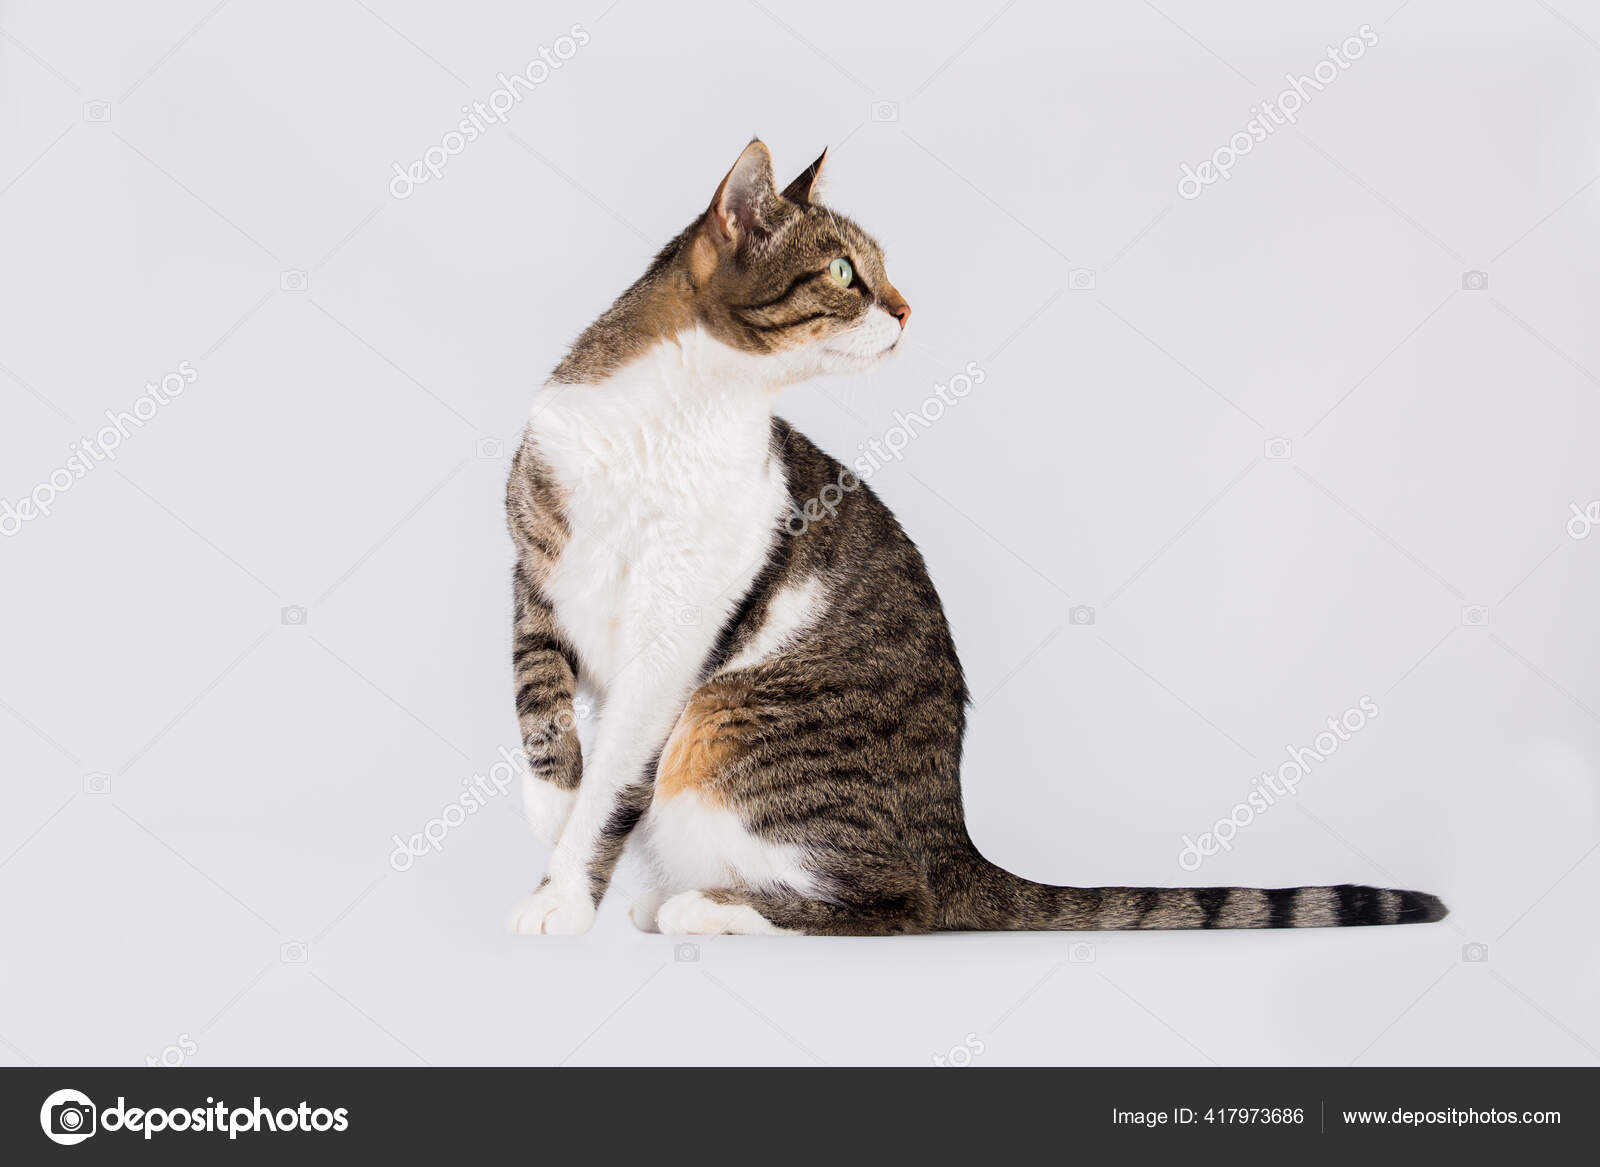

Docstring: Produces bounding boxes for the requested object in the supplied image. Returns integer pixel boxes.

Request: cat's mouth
[819,308,904,366]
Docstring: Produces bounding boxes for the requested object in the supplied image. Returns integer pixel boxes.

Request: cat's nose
[882,285,911,329]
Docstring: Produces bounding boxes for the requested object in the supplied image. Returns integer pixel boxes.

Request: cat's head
[685,140,910,380]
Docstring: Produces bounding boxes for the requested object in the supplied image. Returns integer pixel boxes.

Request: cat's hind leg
[655,887,932,937]
[655,890,792,935]
[628,887,669,933]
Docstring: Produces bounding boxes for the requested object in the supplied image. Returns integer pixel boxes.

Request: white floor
[2,0,1597,1065]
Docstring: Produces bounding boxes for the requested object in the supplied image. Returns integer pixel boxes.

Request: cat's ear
[780,149,827,206]
[708,139,778,244]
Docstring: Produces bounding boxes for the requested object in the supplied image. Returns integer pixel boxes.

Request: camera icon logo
[281,605,308,626]
[1068,941,1096,963]
[1461,270,1488,291]
[1567,500,1600,541]
[280,269,309,293]
[280,940,308,963]
[1460,604,1490,627]
[673,942,699,963]
[1461,942,1489,963]
[673,605,701,626]
[1068,604,1095,626]
[1264,437,1292,460]
[40,1088,97,1146]
[83,772,111,795]
[871,100,900,123]
[476,437,504,461]
[82,101,112,123]
[1068,268,1096,292]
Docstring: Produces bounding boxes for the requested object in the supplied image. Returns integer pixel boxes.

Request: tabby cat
[504,140,1446,936]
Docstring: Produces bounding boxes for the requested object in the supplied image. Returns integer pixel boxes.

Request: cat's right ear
[780,149,826,206]
[707,139,777,245]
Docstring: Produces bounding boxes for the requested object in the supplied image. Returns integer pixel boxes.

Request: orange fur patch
[656,693,744,804]
[687,226,719,289]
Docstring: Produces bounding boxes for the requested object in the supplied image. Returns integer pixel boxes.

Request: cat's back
[751,419,967,699]
[770,418,945,604]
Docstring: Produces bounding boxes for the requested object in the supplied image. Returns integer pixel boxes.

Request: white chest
[526,335,788,693]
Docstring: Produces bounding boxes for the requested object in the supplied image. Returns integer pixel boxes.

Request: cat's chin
[818,344,897,375]
[814,332,903,374]
[765,336,898,384]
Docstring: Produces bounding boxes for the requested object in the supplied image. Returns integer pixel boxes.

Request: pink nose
[881,280,910,329]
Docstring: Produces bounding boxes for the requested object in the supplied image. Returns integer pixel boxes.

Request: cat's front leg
[511,564,583,845]
[507,680,680,935]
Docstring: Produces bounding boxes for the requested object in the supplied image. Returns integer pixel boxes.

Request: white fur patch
[720,575,830,672]
[516,329,878,922]
[529,331,788,700]
[819,304,903,368]
[640,791,818,900]
[506,886,596,935]
[522,776,575,847]
[629,888,667,933]
[526,331,791,896]
[655,890,791,936]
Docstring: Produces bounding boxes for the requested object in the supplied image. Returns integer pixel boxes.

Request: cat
[504,139,1447,936]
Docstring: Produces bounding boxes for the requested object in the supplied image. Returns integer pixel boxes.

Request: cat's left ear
[708,139,779,244]
[780,149,827,205]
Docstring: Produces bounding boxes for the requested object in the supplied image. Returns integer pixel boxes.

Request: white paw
[522,777,575,847]
[655,890,789,936]
[629,889,667,933]
[506,886,596,935]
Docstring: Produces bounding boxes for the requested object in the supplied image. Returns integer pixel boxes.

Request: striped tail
[949,857,1446,930]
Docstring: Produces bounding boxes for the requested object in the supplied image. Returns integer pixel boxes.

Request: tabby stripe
[586,764,658,904]
[517,591,554,615]
[1195,887,1230,928]
[1339,884,1382,927]
[513,646,571,672]
[731,268,829,312]
[516,682,568,711]
[522,531,564,559]
[512,638,580,681]
[1264,887,1299,928]
[739,308,835,334]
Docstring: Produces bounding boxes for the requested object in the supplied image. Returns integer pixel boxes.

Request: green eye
[828,257,854,286]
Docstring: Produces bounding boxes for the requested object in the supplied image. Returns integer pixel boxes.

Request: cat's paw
[506,886,596,935]
[628,889,667,933]
[655,890,788,936]
[522,777,575,847]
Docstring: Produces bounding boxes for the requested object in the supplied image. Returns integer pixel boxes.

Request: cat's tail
[943,856,1446,930]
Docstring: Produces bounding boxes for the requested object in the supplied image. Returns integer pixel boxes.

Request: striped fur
[506,443,582,795]
[505,141,1448,936]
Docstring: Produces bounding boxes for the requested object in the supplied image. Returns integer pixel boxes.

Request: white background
[2,0,1597,1066]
